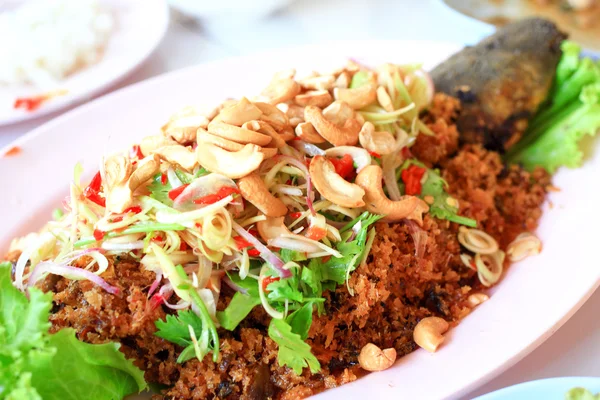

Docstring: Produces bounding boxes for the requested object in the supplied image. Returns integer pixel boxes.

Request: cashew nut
[404,198,430,226]
[197,128,244,152]
[355,165,425,222]
[254,102,289,132]
[322,100,355,126]
[152,145,198,172]
[279,127,296,142]
[333,84,377,110]
[196,143,264,179]
[242,120,286,148]
[294,90,333,108]
[238,174,288,217]
[304,105,360,146]
[295,122,326,144]
[140,134,177,157]
[467,293,489,307]
[376,86,394,112]
[358,343,397,372]
[334,71,350,88]
[260,147,278,159]
[216,97,263,126]
[104,155,132,190]
[261,77,301,105]
[106,155,159,213]
[309,155,365,208]
[279,103,305,120]
[256,216,293,242]
[207,121,272,146]
[298,75,336,90]
[358,122,397,155]
[164,115,210,144]
[413,316,450,353]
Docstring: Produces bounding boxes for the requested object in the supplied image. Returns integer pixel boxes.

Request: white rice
[0,0,113,87]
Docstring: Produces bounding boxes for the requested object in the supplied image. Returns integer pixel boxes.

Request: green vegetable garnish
[268,318,320,375]
[566,388,600,400]
[0,262,146,400]
[506,41,600,173]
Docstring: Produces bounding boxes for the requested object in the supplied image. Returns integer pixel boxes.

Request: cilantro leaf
[147,173,172,206]
[0,262,147,400]
[268,318,320,375]
[286,302,313,341]
[280,249,307,263]
[566,388,600,400]
[217,276,261,331]
[155,310,202,347]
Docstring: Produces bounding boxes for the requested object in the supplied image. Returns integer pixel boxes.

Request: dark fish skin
[431,18,567,151]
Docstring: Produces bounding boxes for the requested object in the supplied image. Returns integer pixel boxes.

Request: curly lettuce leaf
[507,41,600,172]
[268,318,320,375]
[566,388,600,400]
[0,262,147,400]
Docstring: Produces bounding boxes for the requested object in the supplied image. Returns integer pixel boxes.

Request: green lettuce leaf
[565,388,600,400]
[506,41,600,172]
[0,262,147,400]
[268,318,320,375]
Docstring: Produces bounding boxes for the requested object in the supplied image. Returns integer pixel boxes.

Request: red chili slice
[168,184,189,201]
[160,173,168,185]
[328,154,355,180]
[193,186,240,205]
[289,212,302,219]
[93,229,105,241]
[262,276,280,292]
[83,172,106,207]
[130,145,144,160]
[233,236,252,250]
[248,249,260,257]
[401,165,427,196]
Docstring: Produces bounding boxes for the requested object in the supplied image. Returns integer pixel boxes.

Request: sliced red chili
[369,151,381,158]
[328,154,355,180]
[248,249,260,257]
[193,186,240,205]
[123,206,142,214]
[83,172,105,207]
[14,95,47,112]
[401,165,427,196]
[262,276,280,292]
[289,212,302,219]
[248,229,259,237]
[168,184,189,201]
[233,236,252,250]
[93,229,105,241]
[160,173,168,185]
[179,241,189,251]
[149,293,165,310]
[130,145,144,160]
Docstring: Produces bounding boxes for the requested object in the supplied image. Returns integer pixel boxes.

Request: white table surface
[0,0,598,398]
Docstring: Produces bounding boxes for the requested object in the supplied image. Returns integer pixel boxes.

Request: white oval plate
[0,41,598,400]
[0,0,169,126]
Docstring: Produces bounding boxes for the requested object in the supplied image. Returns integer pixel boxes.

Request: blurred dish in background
[443,0,600,53]
[0,0,113,88]
[168,0,295,26]
[473,377,600,400]
[0,0,169,126]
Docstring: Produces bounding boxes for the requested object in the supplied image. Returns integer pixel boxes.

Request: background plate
[475,377,600,400]
[0,41,598,400]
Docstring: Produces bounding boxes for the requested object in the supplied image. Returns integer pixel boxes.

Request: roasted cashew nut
[140,134,177,157]
[355,165,426,222]
[197,128,244,152]
[106,155,160,213]
[207,121,272,146]
[261,77,301,105]
[238,174,288,217]
[358,343,397,372]
[217,97,263,126]
[309,155,365,208]
[254,102,289,132]
[294,90,333,108]
[196,143,264,179]
[152,144,198,171]
[413,316,450,353]
[295,122,326,144]
[242,120,286,148]
[358,121,398,155]
[467,293,489,307]
[298,75,336,90]
[304,105,360,146]
[164,115,209,144]
[256,216,293,242]
[322,100,355,126]
[333,84,377,110]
